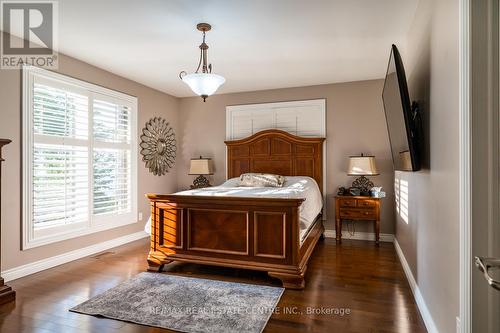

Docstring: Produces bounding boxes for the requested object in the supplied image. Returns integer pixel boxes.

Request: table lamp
[347,154,379,195]
[189,156,213,189]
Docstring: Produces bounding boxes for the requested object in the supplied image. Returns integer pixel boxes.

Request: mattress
[145,176,323,244]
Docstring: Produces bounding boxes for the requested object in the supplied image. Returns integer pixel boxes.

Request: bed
[146,129,325,289]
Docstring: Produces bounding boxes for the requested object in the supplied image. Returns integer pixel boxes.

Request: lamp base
[351,176,374,195]
[191,175,211,189]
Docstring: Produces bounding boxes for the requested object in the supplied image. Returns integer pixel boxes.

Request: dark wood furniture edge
[146,195,324,289]
[0,139,15,304]
[224,129,326,145]
[147,212,324,290]
[146,194,306,205]
[225,129,325,193]
[335,195,380,199]
[147,130,326,289]
[147,216,323,273]
[268,217,324,289]
[335,195,381,245]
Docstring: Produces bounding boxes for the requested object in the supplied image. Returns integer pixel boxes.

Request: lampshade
[189,157,214,175]
[180,23,225,102]
[347,155,379,176]
[181,73,225,98]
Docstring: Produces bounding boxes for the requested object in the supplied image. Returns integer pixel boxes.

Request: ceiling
[54,0,419,97]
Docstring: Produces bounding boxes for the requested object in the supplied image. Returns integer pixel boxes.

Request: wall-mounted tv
[382,44,421,172]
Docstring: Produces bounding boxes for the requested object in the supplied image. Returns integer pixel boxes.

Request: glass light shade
[182,73,225,97]
[189,158,213,175]
[347,156,379,176]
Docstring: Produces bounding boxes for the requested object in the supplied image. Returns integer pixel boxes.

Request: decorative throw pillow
[239,173,285,187]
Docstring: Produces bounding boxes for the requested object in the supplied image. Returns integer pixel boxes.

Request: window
[23,66,138,249]
[226,99,326,140]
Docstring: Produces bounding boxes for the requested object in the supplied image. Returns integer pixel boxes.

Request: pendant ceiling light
[180,23,225,102]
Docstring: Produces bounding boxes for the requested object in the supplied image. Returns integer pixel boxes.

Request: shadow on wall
[406,32,431,171]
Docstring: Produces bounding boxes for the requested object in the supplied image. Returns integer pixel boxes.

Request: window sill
[22,217,137,250]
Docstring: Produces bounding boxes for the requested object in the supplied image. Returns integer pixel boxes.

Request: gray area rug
[70,272,284,333]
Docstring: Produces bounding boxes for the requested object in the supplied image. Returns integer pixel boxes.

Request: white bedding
[145,176,323,244]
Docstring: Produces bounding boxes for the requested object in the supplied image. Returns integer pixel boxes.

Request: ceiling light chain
[179,23,225,102]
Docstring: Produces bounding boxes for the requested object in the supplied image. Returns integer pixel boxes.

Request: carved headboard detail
[224,130,325,193]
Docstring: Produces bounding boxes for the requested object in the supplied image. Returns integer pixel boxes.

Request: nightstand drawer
[356,199,378,208]
[335,195,382,244]
[338,198,357,207]
[340,208,377,220]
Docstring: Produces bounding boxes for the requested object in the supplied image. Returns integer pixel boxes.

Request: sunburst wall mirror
[140,117,176,176]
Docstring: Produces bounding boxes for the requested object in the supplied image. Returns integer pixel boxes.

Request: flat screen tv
[382,44,421,171]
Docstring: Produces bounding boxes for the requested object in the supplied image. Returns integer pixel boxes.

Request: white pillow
[239,173,285,187]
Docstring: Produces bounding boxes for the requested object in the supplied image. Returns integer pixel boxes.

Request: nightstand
[335,195,381,244]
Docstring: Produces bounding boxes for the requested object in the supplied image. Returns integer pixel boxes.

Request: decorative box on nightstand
[335,195,381,245]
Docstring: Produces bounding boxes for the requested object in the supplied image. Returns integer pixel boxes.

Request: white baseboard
[394,238,439,333]
[323,230,394,243]
[2,231,149,282]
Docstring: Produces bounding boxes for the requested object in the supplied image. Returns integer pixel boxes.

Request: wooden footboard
[146,194,324,289]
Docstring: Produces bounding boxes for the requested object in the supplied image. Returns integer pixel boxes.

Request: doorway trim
[459,0,472,332]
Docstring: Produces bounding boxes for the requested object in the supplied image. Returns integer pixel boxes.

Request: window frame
[22,66,138,250]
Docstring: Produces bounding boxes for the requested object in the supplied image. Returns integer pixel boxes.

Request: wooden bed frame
[146,129,325,289]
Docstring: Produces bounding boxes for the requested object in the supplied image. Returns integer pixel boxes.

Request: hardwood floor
[0,238,427,333]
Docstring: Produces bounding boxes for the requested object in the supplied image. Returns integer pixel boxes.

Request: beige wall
[0,37,396,272]
[177,80,395,234]
[396,0,460,332]
[0,34,179,271]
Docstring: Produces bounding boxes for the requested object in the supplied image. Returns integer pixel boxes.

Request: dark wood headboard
[225,130,325,193]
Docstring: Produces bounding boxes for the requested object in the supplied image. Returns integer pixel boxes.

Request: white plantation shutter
[33,83,88,139]
[93,149,131,215]
[23,66,138,249]
[274,108,297,134]
[231,112,253,139]
[276,105,324,137]
[33,144,89,227]
[92,96,133,218]
[226,99,326,140]
[250,109,275,133]
[32,81,89,233]
[93,99,131,144]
